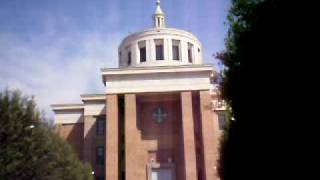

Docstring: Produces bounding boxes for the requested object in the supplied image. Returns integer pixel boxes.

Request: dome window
[139,41,147,63]
[172,40,181,61]
[155,39,164,60]
[188,43,194,63]
[127,51,132,65]
[118,51,122,65]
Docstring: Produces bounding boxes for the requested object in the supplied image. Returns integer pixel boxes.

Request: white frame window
[139,40,147,63]
[155,39,164,60]
[188,43,194,63]
[172,40,181,61]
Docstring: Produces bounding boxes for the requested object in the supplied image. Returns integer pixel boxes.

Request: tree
[216,0,293,179]
[0,89,93,180]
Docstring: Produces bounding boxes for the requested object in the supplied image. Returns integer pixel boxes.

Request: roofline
[101,64,214,74]
[80,94,106,101]
[51,104,84,111]
[101,64,214,86]
[119,27,201,47]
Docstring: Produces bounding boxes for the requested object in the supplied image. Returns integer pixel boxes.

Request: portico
[102,65,219,180]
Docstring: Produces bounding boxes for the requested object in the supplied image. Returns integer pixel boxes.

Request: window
[172,46,179,60]
[156,45,164,60]
[96,117,105,135]
[127,51,132,65]
[172,40,180,60]
[96,146,104,165]
[140,47,146,62]
[139,41,146,62]
[152,168,173,180]
[188,49,192,63]
[155,39,164,60]
[218,112,226,130]
[188,43,194,63]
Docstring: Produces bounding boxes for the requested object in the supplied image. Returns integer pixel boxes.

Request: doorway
[151,168,173,180]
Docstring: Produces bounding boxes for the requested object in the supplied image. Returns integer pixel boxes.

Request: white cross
[152,107,168,123]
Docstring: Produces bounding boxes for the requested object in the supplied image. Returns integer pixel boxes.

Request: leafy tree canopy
[0,89,93,180]
[216,0,291,179]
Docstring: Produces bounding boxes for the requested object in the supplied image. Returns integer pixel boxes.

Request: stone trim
[101,64,213,75]
[51,104,84,111]
[80,94,106,101]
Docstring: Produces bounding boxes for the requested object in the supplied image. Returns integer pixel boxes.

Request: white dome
[117,0,203,68]
[118,28,203,68]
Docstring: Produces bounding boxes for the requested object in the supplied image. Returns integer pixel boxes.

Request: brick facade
[180,92,198,180]
[56,123,83,159]
[56,91,220,180]
[105,95,119,179]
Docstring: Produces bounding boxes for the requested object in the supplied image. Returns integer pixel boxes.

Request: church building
[52,1,226,180]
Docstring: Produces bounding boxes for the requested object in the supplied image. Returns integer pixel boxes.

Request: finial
[154,0,164,15]
[153,0,165,28]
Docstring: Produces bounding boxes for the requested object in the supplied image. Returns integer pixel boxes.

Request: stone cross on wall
[152,107,168,123]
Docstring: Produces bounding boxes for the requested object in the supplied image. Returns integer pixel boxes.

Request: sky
[0,0,230,119]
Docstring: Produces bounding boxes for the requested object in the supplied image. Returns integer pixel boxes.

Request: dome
[118,1,203,68]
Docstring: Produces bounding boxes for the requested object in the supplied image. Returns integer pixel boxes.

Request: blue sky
[0,0,230,118]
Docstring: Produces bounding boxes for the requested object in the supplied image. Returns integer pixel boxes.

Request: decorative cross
[152,107,168,123]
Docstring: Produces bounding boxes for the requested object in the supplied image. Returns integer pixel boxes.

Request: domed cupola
[118,0,203,68]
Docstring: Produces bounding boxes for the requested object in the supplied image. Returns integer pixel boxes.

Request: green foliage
[216,0,287,179]
[0,89,93,180]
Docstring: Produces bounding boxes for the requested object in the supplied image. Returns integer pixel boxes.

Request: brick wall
[56,123,84,159]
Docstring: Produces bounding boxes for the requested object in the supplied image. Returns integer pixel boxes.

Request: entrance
[151,168,173,180]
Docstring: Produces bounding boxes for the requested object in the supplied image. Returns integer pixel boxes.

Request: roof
[101,64,213,75]
[80,94,106,101]
[51,104,84,111]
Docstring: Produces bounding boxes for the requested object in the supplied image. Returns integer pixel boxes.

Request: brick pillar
[125,94,145,180]
[83,116,95,163]
[105,95,119,180]
[180,91,198,180]
[199,90,219,180]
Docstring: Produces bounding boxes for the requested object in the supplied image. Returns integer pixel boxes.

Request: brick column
[83,116,96,163]
[125,94,145,180]
[181,92,198,180]
[199,90,219,180]
[105,95,119,180]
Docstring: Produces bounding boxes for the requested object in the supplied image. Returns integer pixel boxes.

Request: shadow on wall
[136,93,185,180]
[57,122,84,159]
